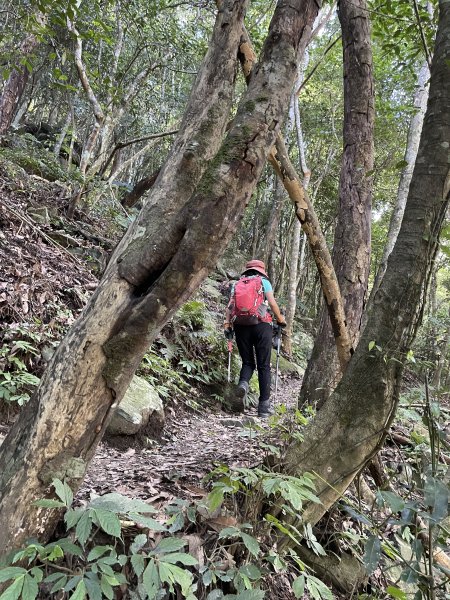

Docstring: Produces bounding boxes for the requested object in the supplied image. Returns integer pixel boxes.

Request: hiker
[223,259,286,418]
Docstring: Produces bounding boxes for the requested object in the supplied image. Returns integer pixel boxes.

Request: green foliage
[341,384,450,599]
[0,339,40,405]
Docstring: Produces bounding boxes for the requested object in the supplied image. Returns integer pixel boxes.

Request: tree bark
[299,0,374,406]
[284,0,450,527]
[0,0,321,555]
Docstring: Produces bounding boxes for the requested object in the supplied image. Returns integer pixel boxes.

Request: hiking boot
[236,381,249,403]
[257,400,273,418]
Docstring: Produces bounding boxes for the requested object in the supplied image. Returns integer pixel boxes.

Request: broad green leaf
[363,535,381,574]
[218,527,241,539]
[424,477,448,522]
[386,586,407,599]
[206,591,224,600]
[69,579,87,600]
[161,552,197,566]
[306,576,333,600]
[208,486,225,511]
[0,568,27,584]
[142,559,160,600]
[93,509,122,538]
[75,511,93,547]
[239,564,261,580]
[33,499,66,508]
[84,577,102,600]
[21,574,39,600]
[65,508,84,530]
[48,575,67,593]
[380,491,405,513]
[241,533,260,557]
[130,534,147,554]
[128,513,166,531]
[131,553,145,577]
[152,537,186,555]
[53,479,73,507]
[233,590,265,599]
[159,563,193,595]
[53,538,83,556]
[87,546,113,562]
[400,563,419,584]
[100,575,114,600]
[0,576,24,600]
[292,575,305,598]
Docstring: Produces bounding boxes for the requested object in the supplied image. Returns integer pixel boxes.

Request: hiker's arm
[223,305,232,329]
[266,292,286,324]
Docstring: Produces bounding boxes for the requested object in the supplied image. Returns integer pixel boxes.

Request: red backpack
[229,276,272,325]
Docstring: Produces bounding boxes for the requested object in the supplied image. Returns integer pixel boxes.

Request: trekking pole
[274,314,286,403]
[227,339,233,383]
[274,327,282,402]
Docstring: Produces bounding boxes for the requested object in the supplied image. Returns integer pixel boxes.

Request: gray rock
[107,376,164,436]
[27,206,50,226]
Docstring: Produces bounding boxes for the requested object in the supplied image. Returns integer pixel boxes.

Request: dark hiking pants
[234,322,272,403]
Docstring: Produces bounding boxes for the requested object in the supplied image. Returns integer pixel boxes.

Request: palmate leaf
[161,552,197,566]
[142,559,160,600]
[21,574,39,600]
[75,511,93,547]
[292,575,305,598]
[306,575,333,600]
[0,576,24,600]
[241,533,260,557]
[92,508,122,538]
[0,568,27,584]
[152,537,186,555]
[53,479,73,507]
[131,553,145,577]
[158,562,193,596]
[363,535,381,574]
[128,513,166,531]
[69,579,87,600]
[424,477,448,522]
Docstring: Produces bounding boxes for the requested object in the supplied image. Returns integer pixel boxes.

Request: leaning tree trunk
[284,0,449,527]
[0,0,321,555]
[299,0,374,407]
[238,27,354,370]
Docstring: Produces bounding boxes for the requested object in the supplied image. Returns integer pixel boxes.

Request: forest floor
[79,377,302,506]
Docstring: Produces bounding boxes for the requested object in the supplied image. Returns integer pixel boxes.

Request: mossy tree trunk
[299,0,374,407]
[0,0,321,555]
[284,0,449,527]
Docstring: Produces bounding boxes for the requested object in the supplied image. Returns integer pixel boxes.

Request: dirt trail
[79,376,302,504]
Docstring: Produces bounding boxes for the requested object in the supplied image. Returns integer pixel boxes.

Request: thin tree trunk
[0,0,320,554]
[0,26,41,135]
[284,58,311,356]
[283,0,449,528]
[370,60,430,300]
[299,0,374,406]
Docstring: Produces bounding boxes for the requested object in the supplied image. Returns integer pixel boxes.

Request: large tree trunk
[0,0,321,555]
[0,30,40,135]
[299,0,374,406]
[284,0,449,527]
